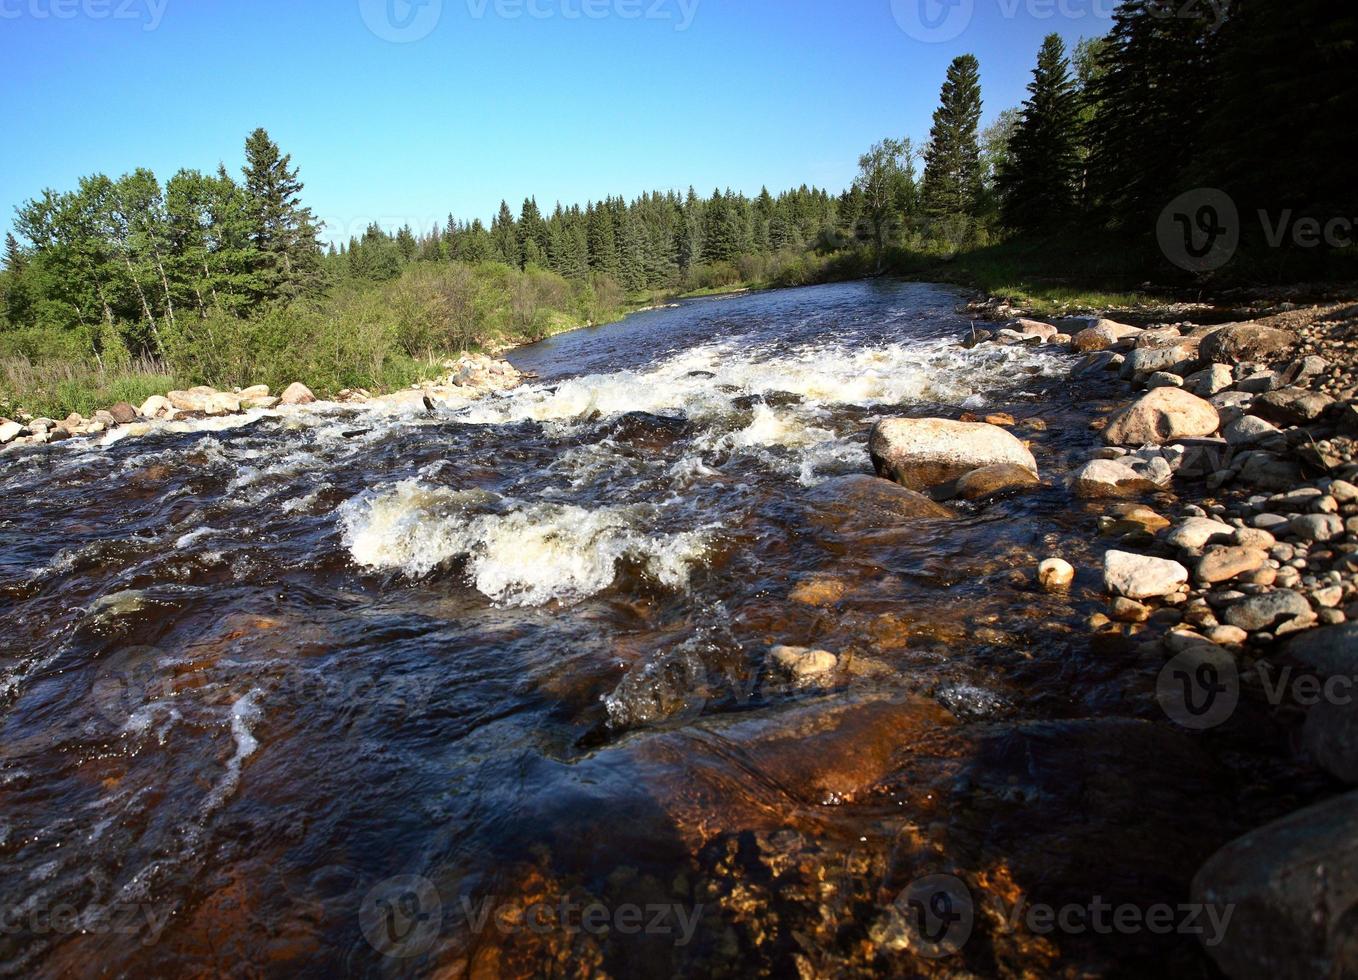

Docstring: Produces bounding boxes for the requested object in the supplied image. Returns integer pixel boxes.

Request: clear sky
[0,0,1114,245]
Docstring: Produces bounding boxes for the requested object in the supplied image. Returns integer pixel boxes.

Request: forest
[1,0,1353,417]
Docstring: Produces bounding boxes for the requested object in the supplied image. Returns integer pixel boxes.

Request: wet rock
[1038,558,1075,591]
[238,384,270,401]
[108,402,138,424]
[1197,546,1269,584]
[1071,458,1160,498]
[280,382,317,406]
[806,475,954,527]
[245,395,280,410]
[953,462,1041,501]
[1224,590,1315,633]
[1192,789,1358,980]
[1071,319,1142,352]
[1104,550,1189,599]
[1166,517,1235,550]
[1110,596,1150,622]
[1198,323,1298,365]
[869,418,1037,492]
[1252,387,1335,426]
[1104,387,1219,446]
[769,645,838,682]
[1072,351,1123,376]
[1285,623,1358,679]
[960,327,993,348]
[789,576,847,606]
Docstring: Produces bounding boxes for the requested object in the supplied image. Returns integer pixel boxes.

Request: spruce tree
[997,34,1081,232]
[1087,0,1217,230]
[920,54,985,243]
[491,201,520,267]
[4,232,24,273]
[241,128,321,303]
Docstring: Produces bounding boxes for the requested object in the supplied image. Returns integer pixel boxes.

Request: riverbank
[944,296,1358,975]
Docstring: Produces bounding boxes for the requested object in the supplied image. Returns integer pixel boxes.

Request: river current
[0,281,1310,976]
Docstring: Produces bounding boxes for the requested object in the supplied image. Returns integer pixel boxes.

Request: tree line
[2,0,1353,376]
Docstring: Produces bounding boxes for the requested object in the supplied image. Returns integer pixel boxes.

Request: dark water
[0,281,1309,977]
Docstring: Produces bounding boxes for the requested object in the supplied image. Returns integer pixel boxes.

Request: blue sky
[0,0,1115,245]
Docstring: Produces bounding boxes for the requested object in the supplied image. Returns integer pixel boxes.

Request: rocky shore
[0,352,525,450]
[865,298,1358,977]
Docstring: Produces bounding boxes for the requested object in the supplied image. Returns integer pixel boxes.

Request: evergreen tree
[4,233,24,273]
[491,201,520,267]
[240,128,321,303]
[997,34,1082,232]
[586,202,621,278]
[921,54,985,244]
[1087,0,1218,229]
[518,197,549,268]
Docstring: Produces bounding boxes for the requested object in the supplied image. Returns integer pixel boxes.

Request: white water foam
[340,480,711,606]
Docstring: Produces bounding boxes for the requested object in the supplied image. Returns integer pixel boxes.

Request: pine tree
[996,34,1082,232]
[491,201,520,267]
[586,202,620,278]
[1086,0,1217,229]
[921,54,985,244]
[4,233,24,274]
[518,197,549,268]
[241,128,321,303]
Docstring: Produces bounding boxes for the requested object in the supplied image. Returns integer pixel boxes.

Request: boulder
[1192,789,1358,980]
[1199,323,1298,365]
[0,420,22,444]
[1224,590,1315,633]
[1120,343,1199,381]
[1286,623,1358,678]
[1282,355,1328,386]
[1070,458,1160,499]
[806,475,955,527]
[1006,318,1057,341]
[202,391,242,416]
[107,402,138,424]
[1038,558,1075,591]
[953,462,1041,501]
[1072,351,1123,376]
[280,382,317,406]
[1251,387,1335,426]
[1165,517,1235,550]
[138,395,175,420]
[1071,319,1142,353]
[1103,388,1220,447]
[1184,364,1235,398]
[1146,372,1184,390]
[244,396,280,410]
[1196,546,1269,584]
[1223,415,1281,447]
[1235,451,1302,490]
[1103,550,1189,600]
[166,386,227,412]
[869,418,1037,492]
[1303,699,1358,784]
[237,384,270,401]
[1291,513,1344,543]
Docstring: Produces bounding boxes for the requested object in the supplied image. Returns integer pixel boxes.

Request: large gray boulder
[1199,323,1298,366]
[1192,789,1358,979]
[869,418,1037,492]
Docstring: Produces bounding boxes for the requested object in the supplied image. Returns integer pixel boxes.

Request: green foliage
[997,34,1082,232]
[921,55,985,245]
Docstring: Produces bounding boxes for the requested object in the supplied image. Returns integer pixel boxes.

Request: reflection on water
[0,281,1312,976]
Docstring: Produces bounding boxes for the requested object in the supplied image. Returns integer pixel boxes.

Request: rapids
[0,281,1314,976]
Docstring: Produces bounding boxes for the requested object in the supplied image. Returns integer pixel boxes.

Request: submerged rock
[869,417,1037,492]
[953,462,1041,501]
[769,645,838,683]
[806,475,954,527]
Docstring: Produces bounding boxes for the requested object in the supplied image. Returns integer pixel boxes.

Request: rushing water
[0,282,1315,977]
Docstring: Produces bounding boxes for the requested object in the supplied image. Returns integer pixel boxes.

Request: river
[0,281,1306,976]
